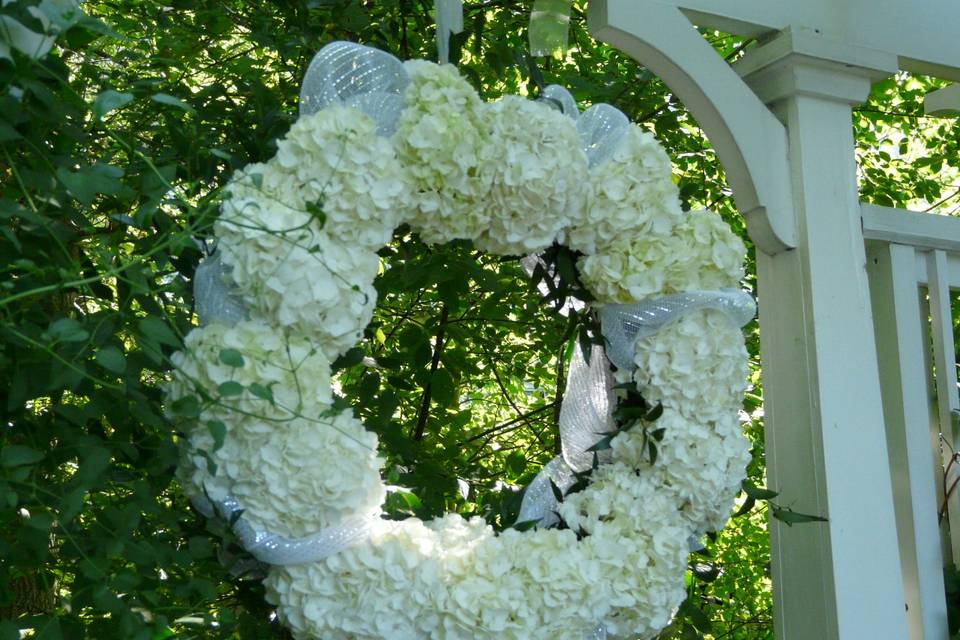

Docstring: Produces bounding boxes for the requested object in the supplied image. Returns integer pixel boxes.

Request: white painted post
[733,30,908,639]
[867,240,948,639]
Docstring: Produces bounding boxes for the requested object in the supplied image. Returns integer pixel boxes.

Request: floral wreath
[166,42,755,640]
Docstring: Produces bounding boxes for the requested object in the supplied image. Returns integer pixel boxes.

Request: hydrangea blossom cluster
[265,495,688,640]
[567,126,684,256]
[394,60,494,244]
[578,209,746,305]
[215,108,396,357]
[167,48,753,640]
[476,95,589,255]
[169,321,384,538]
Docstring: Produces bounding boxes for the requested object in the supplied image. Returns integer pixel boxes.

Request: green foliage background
[0,1,955,639]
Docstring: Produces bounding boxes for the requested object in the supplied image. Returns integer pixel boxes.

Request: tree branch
[412,304,449,441]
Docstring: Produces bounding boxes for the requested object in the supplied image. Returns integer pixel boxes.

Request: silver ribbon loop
[193,253,248,326]
[516,343,613,528]
[576,103,632,167]
[191,493,381,566]
[600,289,756,372]
[516,290,755,528]
[539,84,580,120]
[299,41,409,135]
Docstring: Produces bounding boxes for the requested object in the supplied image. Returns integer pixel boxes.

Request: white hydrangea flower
[474,96,590,256]
[394,60,494,244]
[610,409,751,535]
[167,322,384,536]
[662,209,746,293]
[216,190,381,358]
[224,411,385,538]
[630,309,749,420]
[567,125,684,255]
[578,209,744,303]
[274,105,409,249]
[167,320,333,431]
[265,510,689,640]
[577,233,678,303]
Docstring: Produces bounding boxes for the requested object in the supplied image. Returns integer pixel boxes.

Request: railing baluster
[870,242,949,639]
[926,249,960,568]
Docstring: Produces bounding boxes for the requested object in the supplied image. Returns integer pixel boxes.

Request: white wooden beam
[588,0,796,254]
[926,251,960,569]
[862,204,960,254]
[633,0,960,81]
[925,84,960,117]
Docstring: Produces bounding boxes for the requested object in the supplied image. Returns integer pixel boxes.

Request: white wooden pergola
[586,2,960,638]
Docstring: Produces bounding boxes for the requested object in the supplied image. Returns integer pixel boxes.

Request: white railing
[864,203,960,640]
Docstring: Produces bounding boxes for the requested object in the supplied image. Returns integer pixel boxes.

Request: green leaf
[549,479,564,502]
[741,480,779,501]
[56,162,125,206]
[207,420,226,452]
[217,381,243,397]
[248,383,274,403]
[151,92,194,112]
[138,316,181,347]
[92,90,134,121]
[733,495,756,518]
[431,368,456,407]
[170,395,200,419]
[771,506,828,526]
[1,445,44,467]
[395,490,421,509]
[95,346,126,373]
[645,402,664,422]
[333,347,364,371]
[505,451,527,476]
[0,620,19,640]
[513,519,539,532]
[0,15,56,60]
[586,433,614,452]
[49,317,89,343]
[218,348,245,368]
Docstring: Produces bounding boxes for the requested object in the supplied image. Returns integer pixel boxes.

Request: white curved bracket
[588,0,796,254]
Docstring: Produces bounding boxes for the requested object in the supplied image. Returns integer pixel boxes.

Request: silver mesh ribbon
[193,253,247,326]
[538,85,632,167]
[600,290,757,372]
[577,103,632,167]
[299,41,409,136]
[515,291,754,527]
[191,491,382,565]
[220,497,382,565]
[516,343,614,528]
[539,84,580,120]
